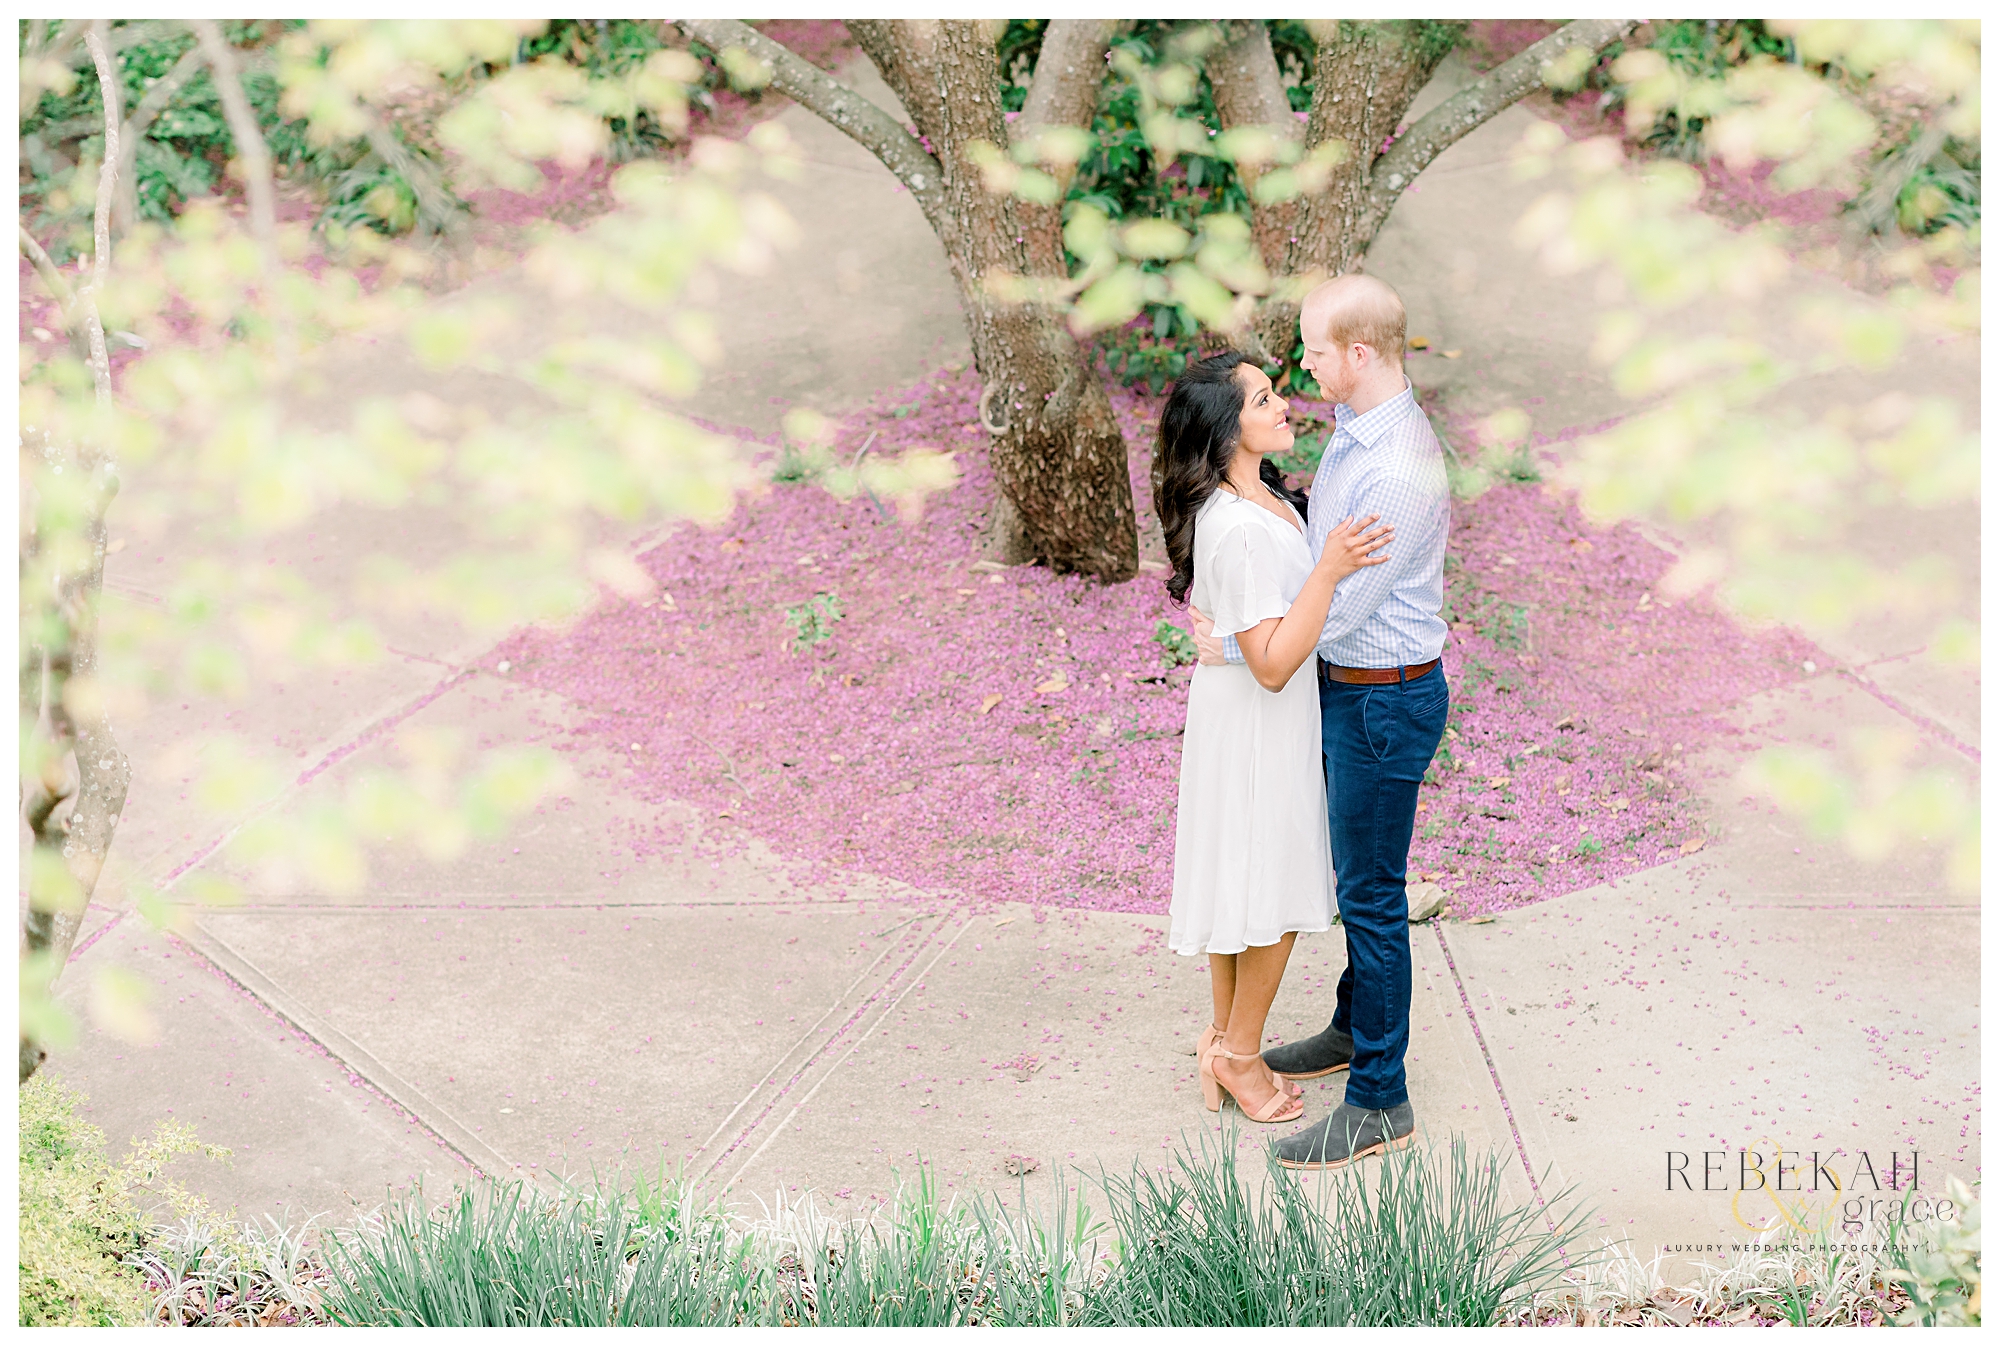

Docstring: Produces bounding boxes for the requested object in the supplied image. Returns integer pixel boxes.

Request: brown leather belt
[1319,658,1440,686]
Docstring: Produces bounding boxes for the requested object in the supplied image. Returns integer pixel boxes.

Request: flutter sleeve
[1203,521,1291,638]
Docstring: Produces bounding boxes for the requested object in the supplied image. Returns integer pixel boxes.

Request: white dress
[1168,491,1336,956]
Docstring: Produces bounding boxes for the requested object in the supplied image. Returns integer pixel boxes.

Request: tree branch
[192,19,276,247]
[82,22,120,408]
[1209,20,1306,284]
[359,112,468,244]
[1849,111,1952,238]
[16,434,133,1085]
[115,37,205,234]
[19,227,93,366]
[1004,18,1124,282]
[675,18,944,217]
[1371,18,1637,197]
[18,224,79,314]
[1209,21,1297,138]
[843,20,931,126]
[1018,19,1123,134]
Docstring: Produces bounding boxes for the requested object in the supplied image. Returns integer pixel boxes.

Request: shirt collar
[1333,377,1416,449]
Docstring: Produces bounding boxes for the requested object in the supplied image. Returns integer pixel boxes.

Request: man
[1189,273,1451,1169]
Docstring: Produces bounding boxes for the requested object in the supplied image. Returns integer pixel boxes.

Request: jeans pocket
[1360,689,1393,763]
[1409,671,1450,724]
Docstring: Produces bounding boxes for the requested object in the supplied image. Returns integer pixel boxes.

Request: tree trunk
[1208,20,1301,275]
[1236,22,1457,362]
[1010,20,1126,285]
[1227,19,1637,363]
[19,23,135,1083]
[682,18,1137,581]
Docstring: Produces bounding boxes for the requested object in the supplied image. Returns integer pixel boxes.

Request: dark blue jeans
[1319,663,1449,1110]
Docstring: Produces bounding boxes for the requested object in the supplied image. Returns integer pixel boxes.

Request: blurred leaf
[1927,617,1979,669]
[1120,219,1191,261]
[20,951,77,1054]
[1070,264,1149,335]
[193,739,285,814]
[463,746,572,838]
[716,44,773,92]
[89,966,160,1046]
[28,849,87,918]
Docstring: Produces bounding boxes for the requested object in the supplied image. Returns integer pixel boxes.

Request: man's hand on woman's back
[1188,606,1227,666]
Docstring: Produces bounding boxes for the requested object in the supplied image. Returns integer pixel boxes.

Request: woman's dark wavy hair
[1152,350,1308,605]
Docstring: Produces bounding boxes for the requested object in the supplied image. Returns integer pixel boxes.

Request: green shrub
[784,592,843,652]
[1099,322,1199,396]
[1619,21,1800,163]
[18,1074,154,1326]
[1082,1131,1589,1326]
[319,1175,767,1326]
[1889,1177,1981,1326]
[1893,135,1980,237]
[316,1132,1586,1327]
[1153,619,1196,667]
[18,1073,234,1327]
[19,18,737,253]
[20,21,308,257]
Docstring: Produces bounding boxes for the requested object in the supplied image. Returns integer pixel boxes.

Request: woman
[1155,352,1393,1124]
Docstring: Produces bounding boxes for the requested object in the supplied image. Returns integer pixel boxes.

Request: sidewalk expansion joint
[687,904,972,1191]
[1430,922,1552,1228]
[1836,667,1979,764]
[74,665,484,967]
[1730,902,1976,912]
[170,918,531,1190]
[716,907,976,1194]
[191,898,896,914]
[686,912,932,1168]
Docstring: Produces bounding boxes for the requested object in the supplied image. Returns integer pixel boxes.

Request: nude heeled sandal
[1197,1024,1301,1099]
[1202,1045,1307,1124]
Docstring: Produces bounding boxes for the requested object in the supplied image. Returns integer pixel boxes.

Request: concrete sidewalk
[53,48,1977,1281]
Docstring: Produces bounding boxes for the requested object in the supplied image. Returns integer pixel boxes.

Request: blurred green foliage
[999,21,1324,381]
[526,19,732,162]
[22,21,294,253]
[1559,19,1979,238]
[19,1074,155,1326]
[19,20,436,254]
[1894,132,1980,236]
[18,18,750,257]
[1633,20,1803,160]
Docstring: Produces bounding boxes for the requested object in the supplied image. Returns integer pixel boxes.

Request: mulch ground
[501,366,1818,919]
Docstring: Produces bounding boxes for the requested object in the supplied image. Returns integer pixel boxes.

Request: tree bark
[1208,21,1301,275]
[681,19,1137,580]
[20,29,136,1084]
[1233,19,1636,363]
[1017,20,1126,158]
[193,19,277,247]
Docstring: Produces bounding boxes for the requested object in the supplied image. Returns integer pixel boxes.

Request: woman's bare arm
[1236,515,1392,692]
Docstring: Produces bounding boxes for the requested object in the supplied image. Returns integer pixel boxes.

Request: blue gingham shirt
[1222,379,1450,669]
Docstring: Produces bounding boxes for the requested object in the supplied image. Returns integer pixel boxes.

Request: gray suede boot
[1272,1100,1416,1171]
[1261,1022,1354,1079]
